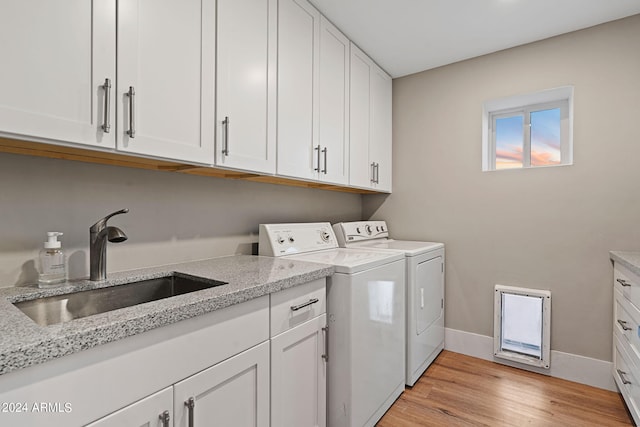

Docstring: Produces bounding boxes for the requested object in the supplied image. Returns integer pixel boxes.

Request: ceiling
[308,0,640,78]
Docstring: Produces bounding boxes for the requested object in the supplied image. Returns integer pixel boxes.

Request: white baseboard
[444,328,617,392]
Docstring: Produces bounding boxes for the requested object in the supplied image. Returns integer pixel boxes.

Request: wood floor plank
[377,351,633,426]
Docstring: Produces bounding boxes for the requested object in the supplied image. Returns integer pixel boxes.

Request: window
[482,86,573,171]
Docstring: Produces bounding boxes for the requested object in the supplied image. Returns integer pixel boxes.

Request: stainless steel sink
[14,273,228,326]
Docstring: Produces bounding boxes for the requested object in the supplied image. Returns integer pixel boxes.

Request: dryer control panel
[259,223,338,257]
[333,221,389,246]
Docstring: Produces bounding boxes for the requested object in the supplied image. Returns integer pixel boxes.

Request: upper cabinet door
[370,64,392,192]
[349,44,372,189]
[318,17,349,186]
[277,0,320,180]
[0,0,116,149]
[117,0,215,164]
[216,0,276,174]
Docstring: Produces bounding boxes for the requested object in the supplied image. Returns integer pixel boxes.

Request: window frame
[482,86,574,171]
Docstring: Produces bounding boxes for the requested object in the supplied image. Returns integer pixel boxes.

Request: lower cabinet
[271,314,327,427]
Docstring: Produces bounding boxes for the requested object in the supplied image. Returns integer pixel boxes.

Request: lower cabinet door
[173,341,270,427]
[85,387,173,427]
[271,314,327,427]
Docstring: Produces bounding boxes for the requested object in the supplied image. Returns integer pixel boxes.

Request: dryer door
[416,255,443,335]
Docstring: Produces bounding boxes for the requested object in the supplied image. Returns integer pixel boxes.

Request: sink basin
[14,273,228,326]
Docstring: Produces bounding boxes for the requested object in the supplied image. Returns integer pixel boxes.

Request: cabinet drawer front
[615,289,640,361]
[271,278,326,336]
[614,335,640,423]
[615,264,640,309]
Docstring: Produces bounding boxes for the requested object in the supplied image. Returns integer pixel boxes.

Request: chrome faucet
[90,209,129,281]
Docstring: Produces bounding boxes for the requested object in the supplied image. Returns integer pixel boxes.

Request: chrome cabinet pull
[126,86,135,138]
[322,325,329,361]
[185,397,195,427]
[101,78,111,133]
[290,298,319,311]
[321,147,328,174]
[371,162,376,183]
[222,116,230,155]
[375,163,380,183]
[314,145,321,172]
[618,369,632,385]
[618,319,632,331]
[159,410,170,427]
[617,278,631,287]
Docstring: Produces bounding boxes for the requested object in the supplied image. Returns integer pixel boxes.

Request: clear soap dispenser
[38,232,66,287]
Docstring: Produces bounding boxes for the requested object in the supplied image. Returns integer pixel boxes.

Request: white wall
[363,15,640,361]
[0,153,362,287]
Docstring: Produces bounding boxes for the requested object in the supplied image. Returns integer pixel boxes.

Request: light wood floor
[377,351,633,426]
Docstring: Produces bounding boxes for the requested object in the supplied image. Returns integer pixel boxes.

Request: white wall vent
[494,285,551,369]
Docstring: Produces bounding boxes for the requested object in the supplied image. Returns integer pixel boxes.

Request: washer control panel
[332,221,389,246]
[259,223,338,256]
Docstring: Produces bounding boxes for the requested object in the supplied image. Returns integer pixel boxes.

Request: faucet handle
[90,208,129,232]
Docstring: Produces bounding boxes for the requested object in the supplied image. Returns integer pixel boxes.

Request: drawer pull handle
[617,278,632,287]
[618,369,632,385]
[185,397,195,427]
[291,298,319,311]
[618,319,632,331]
[322,325,329,361]
[159,410,170,427]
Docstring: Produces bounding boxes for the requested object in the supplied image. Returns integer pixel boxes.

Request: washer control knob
[365,225,373,235]
[321,231,331,242]
[277,237,285,244]
[356,227,361,234]
[288,236,295,243]
[376,226,380,232]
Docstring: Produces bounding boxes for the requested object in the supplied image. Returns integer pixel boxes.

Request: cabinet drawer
[615,289,640,361]
[614,264,640,309]
[614,335,640,424]
[271,278,326,336]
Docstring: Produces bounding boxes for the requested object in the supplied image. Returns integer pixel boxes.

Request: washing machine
[333,220,445,387]
[259,223,406,427]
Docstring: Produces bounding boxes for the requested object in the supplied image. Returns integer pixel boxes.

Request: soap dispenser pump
[38,232,66,287]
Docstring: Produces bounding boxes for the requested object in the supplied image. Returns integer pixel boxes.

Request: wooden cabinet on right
[349,44,392,193]
[612,260,640,425]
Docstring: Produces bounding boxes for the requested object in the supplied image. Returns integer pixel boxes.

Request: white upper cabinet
[117,0,215,164]
[215,0,276,173]
[318,17,350,186]
[349,44,392,192]
[276,0,320,180]
[0,0,116,149]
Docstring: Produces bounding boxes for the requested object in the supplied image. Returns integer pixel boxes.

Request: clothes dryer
[333,221,445,386]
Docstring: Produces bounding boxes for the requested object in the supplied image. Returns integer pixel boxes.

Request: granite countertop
[0,255,334,376]
[610,251,640,276]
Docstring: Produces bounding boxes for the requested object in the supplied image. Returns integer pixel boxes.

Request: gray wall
[0,153,362,287]
[363,15,640,361]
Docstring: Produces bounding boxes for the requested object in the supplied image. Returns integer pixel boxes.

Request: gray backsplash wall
[0,153,362,287]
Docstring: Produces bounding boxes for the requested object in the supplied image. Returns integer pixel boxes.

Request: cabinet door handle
[101,78,111,133]
[322,325,329,361]
[617,369,632,385]
[371,162,376,183]
[617,278,631,287]
[290,298,319,311]
[222,116,230,155]
[321,147,328,174]
[314,145,321,172]
[618,319,632,331]
[159,410,170,427]
[126,86,136,138]
[376,163,380,183]
[185,397,195,427]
